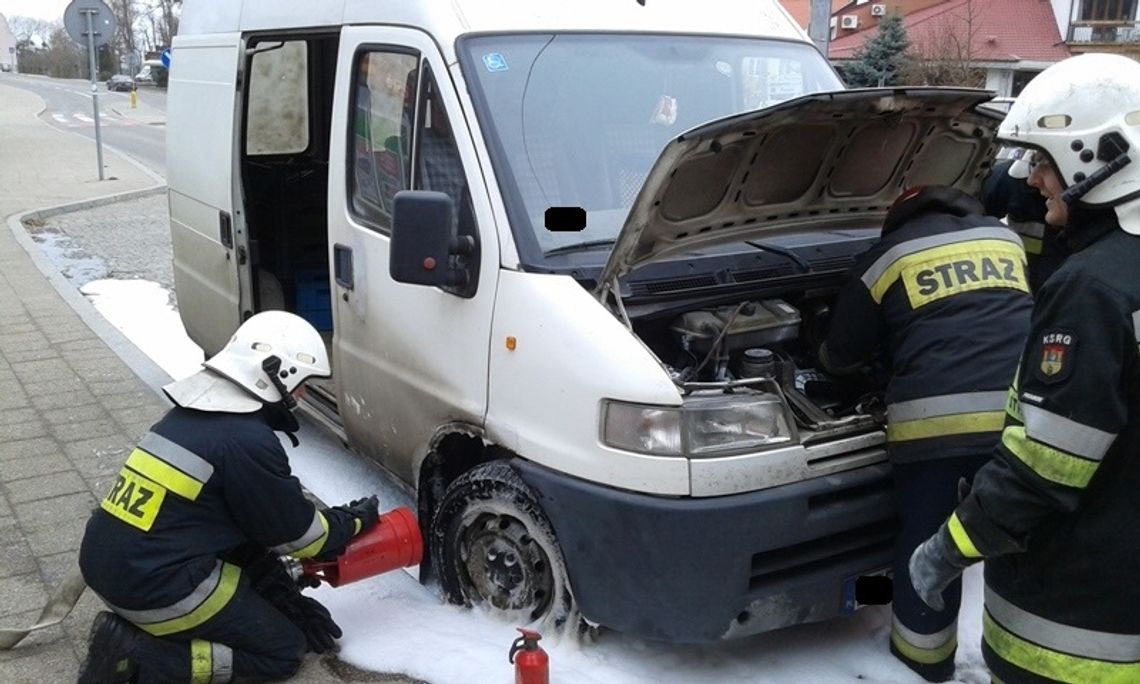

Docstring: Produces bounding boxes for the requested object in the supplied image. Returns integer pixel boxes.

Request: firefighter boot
[78,611,140,684]
[889,638,956,683]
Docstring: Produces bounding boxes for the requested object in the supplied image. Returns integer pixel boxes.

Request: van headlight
[601,391,796,457]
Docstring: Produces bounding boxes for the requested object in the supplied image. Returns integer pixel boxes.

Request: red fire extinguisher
[297,506,422,587]
[508,628,549,684]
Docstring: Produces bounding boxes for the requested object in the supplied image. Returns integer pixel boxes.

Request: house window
[1080,0,1137,21]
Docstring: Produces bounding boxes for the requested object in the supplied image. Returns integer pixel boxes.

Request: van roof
[179,0,810,61]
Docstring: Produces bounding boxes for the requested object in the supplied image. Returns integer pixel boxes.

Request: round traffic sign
[63,0,117,50]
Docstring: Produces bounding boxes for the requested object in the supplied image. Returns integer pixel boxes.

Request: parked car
[106,74,134,92]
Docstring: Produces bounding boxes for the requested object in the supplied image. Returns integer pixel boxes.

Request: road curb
[6,194,175,400]
[19,185,167,224]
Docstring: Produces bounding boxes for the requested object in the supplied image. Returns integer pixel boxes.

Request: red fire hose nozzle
[299,506,422,587]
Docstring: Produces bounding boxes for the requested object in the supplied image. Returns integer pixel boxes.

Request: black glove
[235,547,344,653]
[255,568,343,653]
[909,523,973,612]
[333,495,380,537]
[291,595,343,654]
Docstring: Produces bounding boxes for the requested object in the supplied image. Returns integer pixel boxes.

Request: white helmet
[997,53,1140,234]
[164,311,331,413]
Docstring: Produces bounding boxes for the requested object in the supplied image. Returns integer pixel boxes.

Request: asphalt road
[0,72,167,176]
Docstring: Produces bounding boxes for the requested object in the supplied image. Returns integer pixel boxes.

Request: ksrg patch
[1037,330,1075,384]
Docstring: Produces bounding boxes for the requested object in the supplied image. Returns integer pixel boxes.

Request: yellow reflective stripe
[353,517,362,535]
[190,639,212,684]
[869,239,1025,303]
[136,563,240,637]
[891,627,958,665]
[292,511,330,559]
[1021,236,1043,255]
[125,449,203,500]
[984,611,1140,684]
[887,410,1005,442]
[1002,426,1099,488]
[948,512,982,559]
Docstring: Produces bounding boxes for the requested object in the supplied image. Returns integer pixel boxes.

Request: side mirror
[389,190,475,291]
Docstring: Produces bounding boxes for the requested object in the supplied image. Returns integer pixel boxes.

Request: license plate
[841,568,893,614]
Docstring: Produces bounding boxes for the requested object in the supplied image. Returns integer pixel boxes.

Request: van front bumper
[513,458,897,643]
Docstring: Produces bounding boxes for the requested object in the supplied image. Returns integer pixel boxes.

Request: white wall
[1050,0,1070,39]
[0,14,17,72]
[985,68,1014,97]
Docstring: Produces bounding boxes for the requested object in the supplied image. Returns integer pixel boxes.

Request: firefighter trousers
[890,451,991,682]
[122,579,307,683]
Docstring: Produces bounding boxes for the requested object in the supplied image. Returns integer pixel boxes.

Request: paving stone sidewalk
[0,82,416,683]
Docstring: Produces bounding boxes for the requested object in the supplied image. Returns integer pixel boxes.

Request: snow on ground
[81,277,993,684]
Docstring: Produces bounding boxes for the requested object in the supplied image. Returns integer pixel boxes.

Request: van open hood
[596,88,1001,295]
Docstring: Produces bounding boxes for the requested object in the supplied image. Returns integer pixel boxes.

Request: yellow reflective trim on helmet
[948,512,982,559]
[291,511,330,559]
[1002,426,1099,488]
[887,411,1006,442]
[891,628,958,665]
[189,639,212,684]
[136,563,241,637]
[125,449,203,501]
[984,611,1140,684]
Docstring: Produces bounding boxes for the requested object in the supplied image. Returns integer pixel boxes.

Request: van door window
[246,40,310,155]
[349,51,418,231]
[414,66,474,238]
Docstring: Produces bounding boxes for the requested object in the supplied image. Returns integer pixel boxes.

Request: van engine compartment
[633,294,887,441]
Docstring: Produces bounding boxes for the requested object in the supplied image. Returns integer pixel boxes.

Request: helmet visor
[1005,148,1050,180]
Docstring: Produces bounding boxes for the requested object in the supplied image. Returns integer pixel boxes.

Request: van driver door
[327,27,499,484]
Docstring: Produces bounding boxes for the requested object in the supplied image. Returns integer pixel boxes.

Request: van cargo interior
[240,33,340,410]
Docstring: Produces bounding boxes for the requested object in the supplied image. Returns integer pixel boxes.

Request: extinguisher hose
[508,636,526,664]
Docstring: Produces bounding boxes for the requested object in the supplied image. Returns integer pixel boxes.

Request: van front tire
[431,460,576,632]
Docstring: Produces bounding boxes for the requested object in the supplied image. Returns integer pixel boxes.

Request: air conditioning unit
[871,4,887,16]
[841,15,860,29]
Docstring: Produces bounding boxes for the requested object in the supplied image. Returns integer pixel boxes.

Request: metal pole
[83,8,106,181]
[808,0,833,57]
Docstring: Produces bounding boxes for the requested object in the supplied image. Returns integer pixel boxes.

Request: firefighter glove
[909,524,971,612]
[335,495,380,537]
[293,595,342,654]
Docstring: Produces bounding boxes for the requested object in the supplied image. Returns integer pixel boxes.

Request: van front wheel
[432,461,576,631]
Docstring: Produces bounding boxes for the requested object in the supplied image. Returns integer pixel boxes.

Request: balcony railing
[1068,19,1140,44]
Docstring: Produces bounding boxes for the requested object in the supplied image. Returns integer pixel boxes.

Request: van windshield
[458,34,842,261]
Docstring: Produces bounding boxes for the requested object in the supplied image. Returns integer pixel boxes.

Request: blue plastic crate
[295,270,332,331]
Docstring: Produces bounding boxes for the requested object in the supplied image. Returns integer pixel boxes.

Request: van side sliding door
[167,32,244,356]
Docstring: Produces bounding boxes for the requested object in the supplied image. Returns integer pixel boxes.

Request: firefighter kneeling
[77,311,405,683]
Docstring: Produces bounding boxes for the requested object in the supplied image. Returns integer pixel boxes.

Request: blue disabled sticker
[482,53,508,72]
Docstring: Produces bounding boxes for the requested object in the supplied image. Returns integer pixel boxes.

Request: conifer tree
[842,12,910,87]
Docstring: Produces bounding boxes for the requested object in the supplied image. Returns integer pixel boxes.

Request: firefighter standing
[819,185,1033,682]
[910,53,1140,684]
[78,311,380,683]
[982,151,1069,292]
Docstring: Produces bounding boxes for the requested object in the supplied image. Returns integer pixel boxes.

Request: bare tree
[900,0,987,87]
[8,16,56,46]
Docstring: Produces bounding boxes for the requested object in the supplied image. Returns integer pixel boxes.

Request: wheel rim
[457,510,555,617]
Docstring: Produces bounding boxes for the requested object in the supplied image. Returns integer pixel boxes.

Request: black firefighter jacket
[944,211,1140,684]
[820,187,1034,463]
[78,406,359,637]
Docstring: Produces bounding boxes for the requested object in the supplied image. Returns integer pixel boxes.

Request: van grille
[747,518,896,591]
[631,276,719,295]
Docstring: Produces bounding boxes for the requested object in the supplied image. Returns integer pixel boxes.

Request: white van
[168,0,1000,642]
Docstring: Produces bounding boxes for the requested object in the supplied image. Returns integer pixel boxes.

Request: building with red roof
[822,0,1071,96]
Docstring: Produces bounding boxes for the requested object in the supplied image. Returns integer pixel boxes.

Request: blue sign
[160,48,171,68]
[482,53,508,72]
